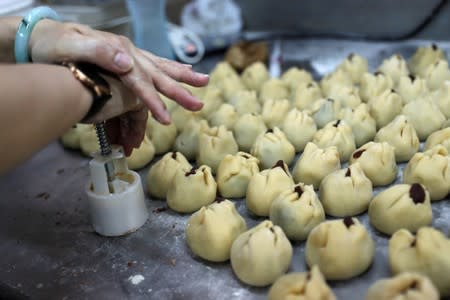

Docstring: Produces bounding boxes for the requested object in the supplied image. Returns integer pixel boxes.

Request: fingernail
[196,72,209,79]
[183,63,193,68]
[157,110,171,125]
[114,52,133,70]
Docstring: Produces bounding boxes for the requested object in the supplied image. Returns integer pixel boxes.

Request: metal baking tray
[0,39,449,300]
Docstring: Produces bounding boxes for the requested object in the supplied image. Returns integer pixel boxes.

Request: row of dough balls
[185,197,449,298]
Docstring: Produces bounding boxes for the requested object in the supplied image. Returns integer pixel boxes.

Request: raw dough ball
[268,266,336,300]
[281,108,317,152]
[146,151,191,199]
[208,103,238,130]
[197,125,238,173]
[402,98,446,141]
[126,136,155,170]
[305,217,374,280]
[429,81,450,118]
[377,53,409,85]
[374,115,420,162]
[320,69,353,96]
[216,152,259,198]
[403,145,450,201]
[292,81,322,110]
[359,72,394,103]
[281,67,314,93]
[312,119,356,162]
[227,90,261,115]
[319,163,373,217]
[270,183,325,241]
[241,61,269,92]
[233,113,267,152]
[310,98,342,129]
[197,85,223,118]
[250,127,295,170]
[349,142,397,187]
[61,124,91,150]
[171,106,200,131]
[209,61,239,85]
[260,79,290,102]
[166,165,217,213]
[293,142,341,189]
[261,99,291,129]
[146,114,177,155]
[389,227,450,297]
[368,89,403,129]
[396,75,429,104]
[368,183,432,235]
[424,127,450,153]
[79,126,100,156]
[339,103,377,147]
[230,220,293,287]
[246,160,294,216]
[336,53,368,84]
[366,272,439,300]
[408,44,446,77]
[423,59,450,90]
[327,84,362,108]
[219,75,247,102]
[174,119,209,160]
[185,199,247,262]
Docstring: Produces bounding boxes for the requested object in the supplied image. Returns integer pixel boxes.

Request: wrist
[28,19,55,62]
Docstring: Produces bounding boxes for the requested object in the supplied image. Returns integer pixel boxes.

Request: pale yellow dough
[424,127,450,153]
[233,113,267,153]
[173,119,209,161]
[281,108,317,152]
[126,135,155,170]
[60,124,91,150]
[377,53,409,85]
[146,114,177,155]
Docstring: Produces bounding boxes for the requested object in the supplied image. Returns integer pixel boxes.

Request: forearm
[0,64,92,174]
[0,16,21,63]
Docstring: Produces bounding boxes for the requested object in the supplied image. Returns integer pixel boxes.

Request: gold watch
[61,61,113,122]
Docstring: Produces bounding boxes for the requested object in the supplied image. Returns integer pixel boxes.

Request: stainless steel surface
[1,39,450,300]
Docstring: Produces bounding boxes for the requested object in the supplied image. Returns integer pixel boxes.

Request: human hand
[29,19,209,124]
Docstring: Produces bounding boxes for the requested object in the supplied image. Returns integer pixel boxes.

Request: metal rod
[95,122,115,182]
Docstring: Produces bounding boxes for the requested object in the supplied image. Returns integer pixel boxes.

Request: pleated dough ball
[209,61,239,85]
[368,89,403,129]
[227,90,261,115]
[246,160,294,217]
[349,142,397,187]
[403,145,450,201]
[126,136,155,170]
[171,106,200,131]
[293,142,341,189]
[216,152,259,198]
[429,81,450,118]
[174,119,209,160]
[402,98,445,141]
[339,103,377,147]
[197,125,238,173]
[359,72,394,103]
[336,53,368,84]
[306,217,374,280]
[408,44,446,77]
[185,199,246,262]
[292,81,322,110]
[146,151,191,199]
[396,75,428,104]
[281,67,314,95]
[241,61,269,92]
[424,127,450,153]
[312,119,356,162]
[377,53,409,85]
[319,163,373,217]
[423,59,450,91]
[270,183,325,241]
[281,108,317,152]
[369,183,432,235]
[250,127,295,170]
[366,272,439,300]
[310,98,342,129]
[374,115,420,162]
[219,75,247,102]
[79,126,100,156]
[268,266,336,300]
[327,84,362,109]
[146,114,177,155]
[230,220,293,287]
[320,69,353,97]
[260,79,290,102]
[261,99,291,129]
[233,113,267,152]
[389,227,450,297]
[166,165,217,213]
[208,103,238,130]
[197,85,223,118]
[60,124,91,150]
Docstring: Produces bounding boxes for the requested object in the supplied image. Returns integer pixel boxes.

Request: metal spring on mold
[95,122,112,156]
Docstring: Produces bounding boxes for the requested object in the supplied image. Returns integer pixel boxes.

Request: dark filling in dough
[348,53,354,61]
[345,168,351,177]
[352,149,366,159]
[266,129,274,134]
[171,151,177,159]
[432,43,438,50]
[333,120,341,127]
[411,238,417,247]
[241,153,250,159]
[343,217,354,228]
[185,167,197,177]
[410,183,426,204]
[272,160,288,174]
[215,196,226,203]
[294,185,304,197]
[408,74,416,82]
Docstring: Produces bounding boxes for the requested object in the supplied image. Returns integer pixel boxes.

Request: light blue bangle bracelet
[14,6,61,63]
